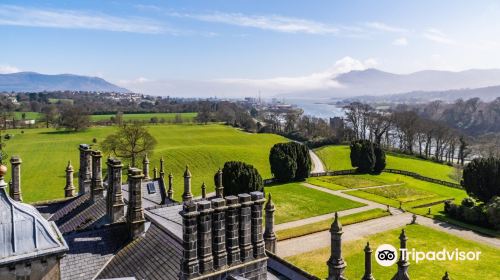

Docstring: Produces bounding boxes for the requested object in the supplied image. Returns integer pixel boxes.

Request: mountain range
[0,72,129,93]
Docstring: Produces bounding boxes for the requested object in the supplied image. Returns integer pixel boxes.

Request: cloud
[423,29,455,45]
[0,5,172,34]
[0,64,20,74]
[170,12,339,34]
[365,22,407,33]
[118,77,150,85]
[118,57,378,97]
[392,37,408,46]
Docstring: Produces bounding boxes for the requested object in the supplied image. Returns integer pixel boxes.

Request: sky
[1,0,500,97]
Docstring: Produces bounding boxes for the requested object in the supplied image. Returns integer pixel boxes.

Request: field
[264,183,365,224]
[3,124,286,202]
[286,224,500,279]
[314,145,457,183]
[90,112,197,122]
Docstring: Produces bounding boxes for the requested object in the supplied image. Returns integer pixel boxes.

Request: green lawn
[308,175,390,190]
[264,183,365,224]
[12,112,42,120]
[286,224,500,280]
[90,112,197,122]
[314,145,457,183]
[3,124,286,202]
[276,208,389,241]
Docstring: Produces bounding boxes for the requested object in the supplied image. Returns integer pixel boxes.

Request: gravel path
[309,150,325,173]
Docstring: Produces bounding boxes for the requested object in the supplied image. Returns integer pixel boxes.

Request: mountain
[0,72,130,93]
[281,68,500,99]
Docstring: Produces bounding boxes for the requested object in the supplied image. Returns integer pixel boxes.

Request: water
[286,98,345,119]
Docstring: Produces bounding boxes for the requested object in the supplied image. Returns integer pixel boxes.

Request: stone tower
[327,212,347,280]
[391,229,410,280]
[9,156,22,201]
[264,193,277,253]
[182,166,193,202]
[64,161,76,198]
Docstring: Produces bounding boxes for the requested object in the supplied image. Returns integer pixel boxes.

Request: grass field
[12,112,42,120]
[276,208,389,241]
[286,224,500,280]
[264,183,365,224]
[90,112,197,122]
[314,145,457,183]
[3,124,286,202]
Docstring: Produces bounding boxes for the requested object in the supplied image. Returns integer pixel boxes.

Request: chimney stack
[182,166,193,202]
[225,196,241,266]
[106,157,125,223]
[264,193,277,253]
[91,150,104,202]
[180,201,200,279]
[211,198,228,269]
[127,168,146,240]
[238,193,253,262]
[78,144,92,195]
[9,156,22,201]
[64,161,76,197]
[142,154,150,180]
[196,200,214,274]
[215,168,223,198]
[250,192,266,259]
[327,212,347,280]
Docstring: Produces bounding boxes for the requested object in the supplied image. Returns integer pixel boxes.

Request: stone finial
[142,154,150,180]
[362,242,375,280]
[9,156,22,201]
[78,144,92,195]
[182,166,193,202]
[91,150,104,202]
[215,168,224,198]
[127,168,146,240]
[250,192,266,259]
[391,229,410,280]
[159,157,165,178]
[168,172,174,200]
[442,271,450,280]
[327,212,347,280]
[180,201,200,279]
[201,182,207,199]
[64,160,76,197]
[153,167,158,180]
[107,157,125,223]
[264,193,277,253]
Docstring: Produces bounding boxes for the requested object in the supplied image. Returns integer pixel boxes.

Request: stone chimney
[9,156,22,201]
[127,168,146,240]
[182,166,193,202]
[264,193,277,253]
[225,196,241,266]
[180,201,200,279]
[201,182,207,199]
[238,193,253,262]
[250,192,266,259]
[106,157,125,223]
[142,154,150,180]
[362,242,375,280]
[327,212,347,280]
[197,200,214,274]
[215,168,223,198]
[78,144,92,195]
[211,198,228,269]
[391,229,410,280]
[64,161,76,197]
[91,150,104,202]
[167,173,174,200]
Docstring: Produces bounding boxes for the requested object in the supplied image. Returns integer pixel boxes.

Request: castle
[0,144,452,280]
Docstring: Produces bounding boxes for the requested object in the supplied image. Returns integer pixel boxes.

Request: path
[309,150,325,173]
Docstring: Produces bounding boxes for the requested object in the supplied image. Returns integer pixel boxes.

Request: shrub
[269,142,311,182]
[462,158,500,203]
[215,161,263,196]
[461,197,476,207]
[486,196,500,230]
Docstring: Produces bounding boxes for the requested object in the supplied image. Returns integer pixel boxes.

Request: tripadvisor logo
[375,244,482,266]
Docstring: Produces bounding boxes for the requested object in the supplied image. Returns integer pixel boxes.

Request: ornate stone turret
[9,156,22,201]
[391,229,410,280]
[90,150,104,202]
[215,168,224,198]
[442,271,450,280]
[180,201,200,279]
[362,242,375,280]
[167,173,174,200]
[327,212,347,280]
[201,182,207,199]
[64,160,76,197]
[127,168,146,240]
[142,154,150,180]
[182,166,193,202]
[264,193,277,253]
[250,192,266,259]
[106,157,125,223]
[238,193,254,262]
[78,144,92,195]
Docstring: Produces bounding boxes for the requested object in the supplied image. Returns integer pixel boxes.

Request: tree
[350,140,376,173]
[196,102,212,124]
[269,142,311,182]
[215,161,263,196]
[373,144,386,174]
[101,123,157,167]
[462,158,500,203]
[41,105,59,128]
[58,105,90,131]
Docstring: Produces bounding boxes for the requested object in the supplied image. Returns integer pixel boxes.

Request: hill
[0,72,129,93]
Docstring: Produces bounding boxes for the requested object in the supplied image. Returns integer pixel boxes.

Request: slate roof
[57,197,110,234]
[122,179,170,209]
[49,193,91,224]
[97,223,182,280]
[60,223,129,280]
